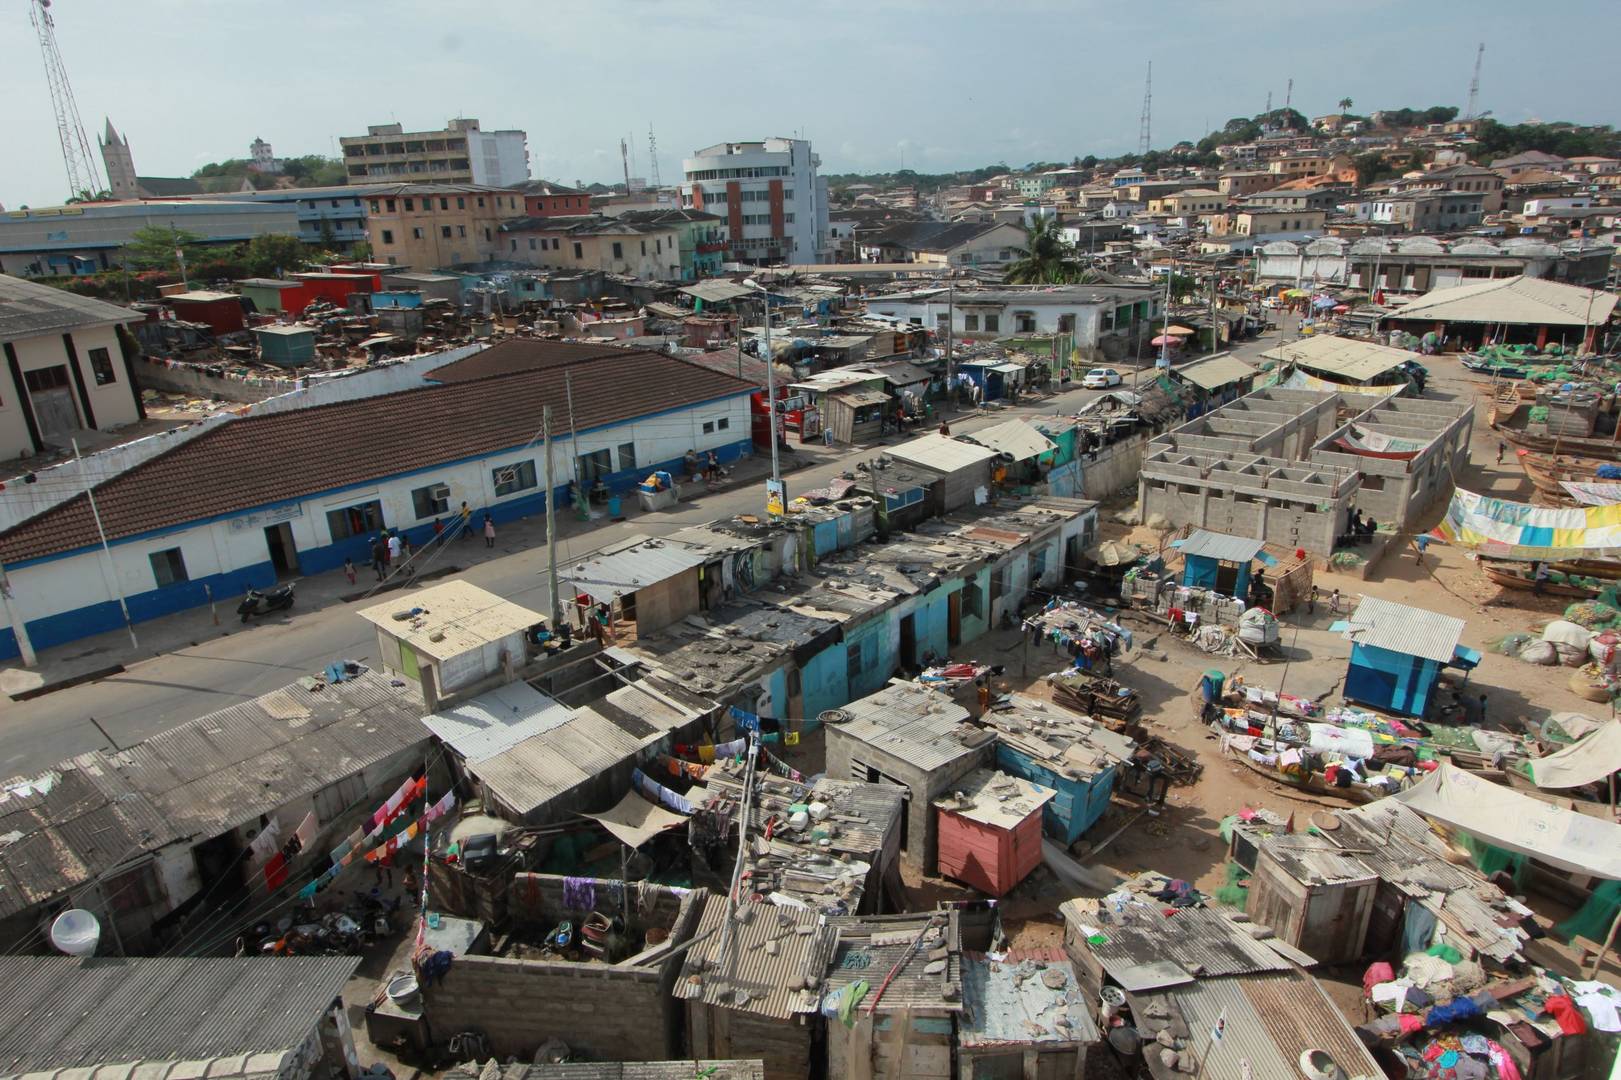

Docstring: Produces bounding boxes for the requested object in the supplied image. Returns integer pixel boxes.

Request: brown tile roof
[0,341,754,563]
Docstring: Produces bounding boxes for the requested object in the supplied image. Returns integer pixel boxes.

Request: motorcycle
[238,583,296,622]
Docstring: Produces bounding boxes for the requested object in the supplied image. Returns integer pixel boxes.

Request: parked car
[1082,367,1123,389]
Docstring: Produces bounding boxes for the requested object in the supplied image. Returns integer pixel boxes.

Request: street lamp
[742,278,783,514]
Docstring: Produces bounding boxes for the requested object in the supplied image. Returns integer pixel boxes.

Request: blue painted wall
[844,616,896,702]
[1344,642,1438,717]
[995,743,1117,844]
[800,641,849,723]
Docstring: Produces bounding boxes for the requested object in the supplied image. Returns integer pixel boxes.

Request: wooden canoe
[1481,562,1598,598]
[1499,426,1621,461]
[1230,751,1386,805]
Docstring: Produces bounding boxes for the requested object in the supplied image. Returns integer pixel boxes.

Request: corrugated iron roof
[559,537,714,602]
[1254,835,1376,886]
[674,894,838,1020]
[0,274,139,343]
[1177,529,1266,564]
[934,769,1055,831]
[1060,893,1289,989]
[1388,274,1616,327]
[445,1063,766,1080]
[834,680,984,773]
[959,949,1098,1048]
[1173,355,1259,391]
[422,680,576,764]
[357,581,544,663]
[824,911,962,1013]
[1344,595,1463,663]
[1261,335,1411,382]
[886,433,1000,475]
[678,281,755,304]
[981,694,1136,777]
[0,955,358,1073]
[966,419,1056,462]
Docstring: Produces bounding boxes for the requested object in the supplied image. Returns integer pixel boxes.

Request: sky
[2,0,1617,209]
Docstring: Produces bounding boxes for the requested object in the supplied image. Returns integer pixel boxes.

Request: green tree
[124,224,205,271]
[65,188,111,204]
[349,240,373,261]
[1338,97,1353,113]
[1005,217,1104,285]
[242,234,312,277]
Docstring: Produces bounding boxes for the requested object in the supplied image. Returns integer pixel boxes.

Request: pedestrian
[1329,588,1342,614]
[387,531,402,565]
[460,500,473,540]
[1496,441,1505,465]
[401,865,418,907]
[705,451,719,481]
[370,538,387,581]
[1477,692,1488,725]
[1307,583,1318,615]
[343,558,357,586]
[1533,561,1550,596]
[375,850,393,890]
[433,517,445,541]
[1415,534,1431,563]
[684,449,700,480]
[483,513,496,548]
[400,533,413,560]
[939,421,951,436]
[975,677,990,717]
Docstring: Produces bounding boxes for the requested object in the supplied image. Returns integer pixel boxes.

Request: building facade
[1356,192,1485,233]
[0,200,299,277]
[364,184,527,268]
[190,184,393,247]
[680,138,829,264]
[521,180,593,218]
[0,274,145,460]
[865,285,1161,349]
[341,119,530,187]
[501,214,685,280]
[614,209,728,279]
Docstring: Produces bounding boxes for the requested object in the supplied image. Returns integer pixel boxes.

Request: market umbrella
[1282,288,1310,297]
[1150,334,1182,346]
[1333,304,1350,313]
[1312,296,1338,310]
[1166,325,1195,335]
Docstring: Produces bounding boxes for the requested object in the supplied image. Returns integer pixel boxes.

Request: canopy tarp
[1267,368,1404,397]
[1435,487,1621,559]
[1530,719,1621,790]
[581,789,690,849]
[1391,762,1621,879]
[1560,481,1621,506]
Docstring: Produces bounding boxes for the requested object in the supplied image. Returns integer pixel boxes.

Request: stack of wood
[1050,672,1141,724]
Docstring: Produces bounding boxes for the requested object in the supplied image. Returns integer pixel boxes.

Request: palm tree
[1338,97,1354,113]
[1006,216,1096,285]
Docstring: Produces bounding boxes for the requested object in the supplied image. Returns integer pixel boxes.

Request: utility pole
[0,553,37,668]
[744,278,782,512]
[946,277,956,412]
[74,439,137,650]
[544,405,560,626]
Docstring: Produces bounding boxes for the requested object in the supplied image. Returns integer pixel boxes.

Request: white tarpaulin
[1392,762,1621,879]
[1560,481,1621,507]
[581,789,690,849]
[1531,719,1621,790]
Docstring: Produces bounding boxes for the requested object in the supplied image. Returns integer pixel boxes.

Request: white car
[1082,368,1123,389]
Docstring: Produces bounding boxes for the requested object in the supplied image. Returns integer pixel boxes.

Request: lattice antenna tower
[1465,43,1484,120]
[1137,62,1152,156]
[647,125,661,189]
[30,0,103,197]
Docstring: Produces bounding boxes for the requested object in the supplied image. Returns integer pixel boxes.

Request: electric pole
[544,406,560,626]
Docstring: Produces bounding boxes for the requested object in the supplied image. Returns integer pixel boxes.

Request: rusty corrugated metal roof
[674,894,838,1020]
[823,911,962,1013]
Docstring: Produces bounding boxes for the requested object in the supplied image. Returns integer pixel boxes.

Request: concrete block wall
[424,954,672,1061]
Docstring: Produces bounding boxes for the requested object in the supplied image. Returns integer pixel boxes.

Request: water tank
[50,909,100,956]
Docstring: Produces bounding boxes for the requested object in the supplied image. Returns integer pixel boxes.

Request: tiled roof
[0,340,754,563]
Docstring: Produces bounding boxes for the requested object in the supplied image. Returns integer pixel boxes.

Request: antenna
[620,137,631,193]
[1465,42,1485,120]
[1138,62,1152,156]
[647,124,661,189]
[1284,77,1293,112]
[30,0,103,198]
[1265,90,1272,118]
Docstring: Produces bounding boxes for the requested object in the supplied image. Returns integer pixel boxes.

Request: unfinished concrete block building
[1139,386,1472,554]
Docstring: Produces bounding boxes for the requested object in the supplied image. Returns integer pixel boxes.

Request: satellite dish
[50,909,100,956]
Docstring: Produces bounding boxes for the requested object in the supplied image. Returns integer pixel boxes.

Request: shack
[886,434,1001,515]
[1173,529,1276,602]
[254,324,317,367]
[559,536,716,640]
[978,694,1136,844]
[1260,334,1415,392]
[1242,834,1377,965]
[1167,354,1258,417]
[965,419,1057,487]
[957,949,1097,1080]
[164,290,246,335]
[825,680,995,874]
[958,358,1027,402]
[934,769,1055,896]
[358,580,545,710]
[823,911,964,1080]
[789,370,889,445]
[1340,596,1478,717]
[236,277,309,315]
[676,894,840,1080]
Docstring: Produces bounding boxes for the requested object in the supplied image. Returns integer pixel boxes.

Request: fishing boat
[1498,427,1621,460]
[1480,560,1599,598]
[1517,453,1605,496]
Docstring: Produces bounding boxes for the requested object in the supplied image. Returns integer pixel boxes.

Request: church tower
[99,119,139,200]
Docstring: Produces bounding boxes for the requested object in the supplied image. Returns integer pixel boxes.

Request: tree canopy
[191,154,347,191]
[1005,218,1105,286]
[123,224,205,271]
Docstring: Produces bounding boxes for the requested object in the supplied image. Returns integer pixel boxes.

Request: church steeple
[99,117,139,200]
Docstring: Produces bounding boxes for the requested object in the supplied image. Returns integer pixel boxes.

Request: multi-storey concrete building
[363,184,526,268]
[680,138,828,264]
[341,119,530,187]
[0,199,297,277]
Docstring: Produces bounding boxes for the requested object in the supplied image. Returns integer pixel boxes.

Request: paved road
[0,377,1144,776]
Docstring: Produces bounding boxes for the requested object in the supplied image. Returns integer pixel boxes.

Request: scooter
[238,583,295,622]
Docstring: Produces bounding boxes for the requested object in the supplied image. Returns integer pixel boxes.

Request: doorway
[24,365,79,442]
[947,591,963,646]
[898,613,918,670]
[264,523,300,577]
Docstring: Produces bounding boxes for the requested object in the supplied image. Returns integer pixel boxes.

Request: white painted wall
[0,324,140,460]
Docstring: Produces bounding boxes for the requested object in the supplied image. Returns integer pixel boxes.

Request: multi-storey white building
[680,138,829,265]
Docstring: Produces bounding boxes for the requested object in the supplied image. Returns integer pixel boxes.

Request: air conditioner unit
[429,484,451,502]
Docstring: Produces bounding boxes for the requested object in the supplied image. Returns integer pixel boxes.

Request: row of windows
[368,195,519,214]
[378,226,493,245]
[684,166,791,181]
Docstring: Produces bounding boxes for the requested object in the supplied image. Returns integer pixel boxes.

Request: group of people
[345,502,499,585]
[684,449,722,484]
[1340,506,1380,546]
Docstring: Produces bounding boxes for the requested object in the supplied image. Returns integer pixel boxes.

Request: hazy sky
[3,0,1616,208]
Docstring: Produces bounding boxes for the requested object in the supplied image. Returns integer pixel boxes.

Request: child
[343,558,357,586]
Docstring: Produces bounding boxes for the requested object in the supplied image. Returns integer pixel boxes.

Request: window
[962,578,984,618]
[510,239,517,252]
[573,241,583,259]
[477,197,486,208]
[458,225,467,237]
[492,459,537,496]
[529,238,537,250]
[381,229,395,244]
[87,347,116,385]
[439,197,449,210]
[552,238,561,250]
[441,225,452,238]
[935,313,949,331]
[369,200,380,213]
[412,227,424,240]
[612,241,623,259]
[149,547,188,587]
[640,240,647,256]
[457,197,466,209]
[1015,312,1036,334]
[717,417,729,430]
[984,313,1000,333]
[385,199,396,212]
[327,500,384,541]
[963,314,979,331]
[846,643,863,681]
[403,198,414,211]
[702,420,715,434]
[656,238,662,253]
[617,442,637,472]
[412,482,452,519]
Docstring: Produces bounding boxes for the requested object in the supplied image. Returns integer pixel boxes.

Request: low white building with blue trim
[0,339,755,660]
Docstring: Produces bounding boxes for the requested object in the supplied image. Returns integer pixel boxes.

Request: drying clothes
[1403,903,1440,956]
[248,819,283,863]
[1397,1014,1425,1034]
[264,853,288,891]
[419,949,454,986]
[1485,1043,1522,1080]
[729,706,761,734]
[297,879,319,901]
[1570,983,1621,1032]
[290,811,317,854]
[1364,962,1396,994]
[632,768,694,814]
[1426,995,1482,1026]
[425,791,457,823]
[1426,942,1463,964]
[1542,993,1587,1035]
[838,980,870,1028]
[658,754,708,782]
[562,877,596,911]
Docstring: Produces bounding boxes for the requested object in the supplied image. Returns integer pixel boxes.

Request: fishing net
[1486,632,1534,656]
[1214,861,1250,911]
[1556,880,1621,946]
[1563,601,1621,630]
[1330,550,1367,569]
[1455,832,1528,890]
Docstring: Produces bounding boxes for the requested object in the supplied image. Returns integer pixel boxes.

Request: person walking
[483,513,496,548]
[460,501,473,540]
[939,420,951,436]
[975,677,990,717]
[1496,441,1506,465]
[370,537,387,581]
[1415,534,1431,563]
[387,531,402,565]
[343,558,357,586]
[1329,588,1343,615]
